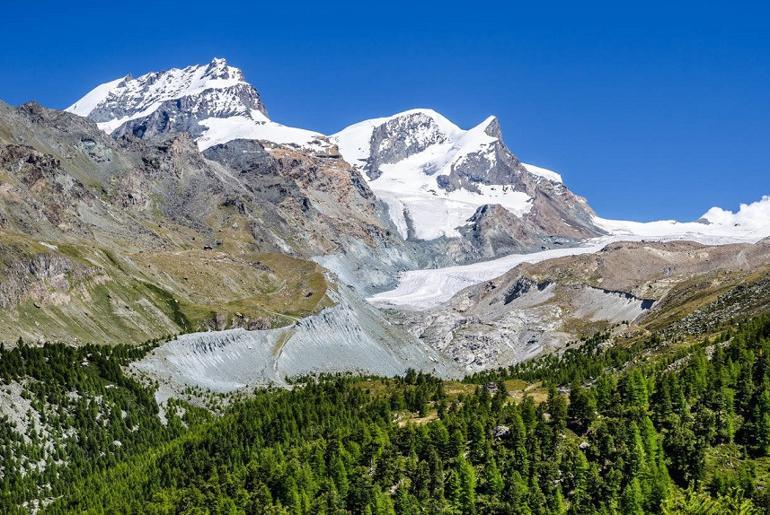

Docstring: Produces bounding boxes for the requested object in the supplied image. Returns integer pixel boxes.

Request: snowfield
[196,110,324,151]
[594,195,770,245]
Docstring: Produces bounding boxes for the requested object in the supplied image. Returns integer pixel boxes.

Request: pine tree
[568,383,597,433]
[621,478,644,515]
[755,382,770,456]
[458,455,477,514]
[485,457,504,496]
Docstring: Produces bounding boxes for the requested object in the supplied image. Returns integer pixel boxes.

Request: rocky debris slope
[131,284,461,392]
[658,270,770,336]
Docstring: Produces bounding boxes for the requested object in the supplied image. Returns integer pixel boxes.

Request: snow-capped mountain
[331,108,602,247]
[66,58,326,151]
[332,110,531,240]
[71,57,770,270]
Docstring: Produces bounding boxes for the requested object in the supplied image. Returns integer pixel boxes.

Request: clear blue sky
[1,0,768,221]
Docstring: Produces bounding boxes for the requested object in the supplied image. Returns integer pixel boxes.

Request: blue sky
[1,0,768,221]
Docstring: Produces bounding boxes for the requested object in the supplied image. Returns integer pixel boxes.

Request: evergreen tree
[458,455,477,514]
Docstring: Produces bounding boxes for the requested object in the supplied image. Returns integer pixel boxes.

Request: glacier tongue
[371,196,770,310]
[368,237,616,309]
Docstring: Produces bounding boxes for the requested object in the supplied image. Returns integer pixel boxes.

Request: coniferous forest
[1,318,770,513]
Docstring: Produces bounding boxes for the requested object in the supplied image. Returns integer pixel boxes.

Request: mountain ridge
[67,58,606,267]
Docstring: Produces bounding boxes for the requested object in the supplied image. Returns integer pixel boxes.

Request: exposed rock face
[202,139,417,292]
[0,241,88,309]
[458,204,578,261]
[364,111,451,180]
[438,116,520,192]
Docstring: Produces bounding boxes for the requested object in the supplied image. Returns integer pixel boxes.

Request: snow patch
[66,76,127,117]
[522,162,563,183]
[197,111,324,151]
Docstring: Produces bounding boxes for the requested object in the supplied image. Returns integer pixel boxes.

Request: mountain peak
[330,108,595,242]
[66,59,330,151]
[478,115,501,138]
[201,57,244,81]
[66,58,258,126]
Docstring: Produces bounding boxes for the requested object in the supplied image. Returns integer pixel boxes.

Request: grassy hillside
[0,230,330,346]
